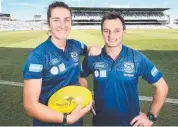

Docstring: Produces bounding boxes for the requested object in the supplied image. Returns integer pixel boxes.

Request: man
[79,11,168,126]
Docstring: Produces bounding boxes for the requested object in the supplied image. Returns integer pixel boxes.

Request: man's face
[49,7,72,41]
[102,18,125,48]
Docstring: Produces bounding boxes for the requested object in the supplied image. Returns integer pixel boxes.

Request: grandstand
[0,1,11,21]
[0,6,174,31]
[174,19,178,25]
[0,13,11,21]
[72,7,170,29]
[0,20,48,31]
[0,13,48,30]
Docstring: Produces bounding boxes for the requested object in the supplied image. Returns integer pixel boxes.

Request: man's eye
[54,19,59,22]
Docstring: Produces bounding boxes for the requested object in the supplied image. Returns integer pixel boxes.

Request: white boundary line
[0,80,23,87]
[1,80,178,104]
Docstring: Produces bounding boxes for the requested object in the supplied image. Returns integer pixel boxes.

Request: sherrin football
[48,86,92,114]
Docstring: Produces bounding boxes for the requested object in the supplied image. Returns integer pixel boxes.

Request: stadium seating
[0,20,48,31]
[72,8,171,29]
[0,7,176,31]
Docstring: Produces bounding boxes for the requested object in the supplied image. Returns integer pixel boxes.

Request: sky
[1,0,178,20]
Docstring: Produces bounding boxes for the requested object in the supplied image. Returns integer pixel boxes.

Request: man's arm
[130,77,168,126]
[24,79,92,124]
[149,77,168,117]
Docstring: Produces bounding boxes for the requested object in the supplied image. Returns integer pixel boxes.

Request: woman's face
[49,7,72,41]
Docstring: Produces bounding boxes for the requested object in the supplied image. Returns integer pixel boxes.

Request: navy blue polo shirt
[23,36,87,126]
[81,45,162,126]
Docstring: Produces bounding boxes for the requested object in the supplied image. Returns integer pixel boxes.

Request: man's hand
[130,112,153,127]
[88,46,102,56]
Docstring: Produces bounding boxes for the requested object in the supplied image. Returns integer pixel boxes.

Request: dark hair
[47,1,72,25]
[101,11,126,31]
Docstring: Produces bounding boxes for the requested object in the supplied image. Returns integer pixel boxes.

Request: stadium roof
[71,7,170,11]
[0,13,10,17]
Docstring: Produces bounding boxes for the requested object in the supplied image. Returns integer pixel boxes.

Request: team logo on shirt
[71,52,79,62]
[50,66,59,75]
[124,62,134,73]
[93,62,108,70]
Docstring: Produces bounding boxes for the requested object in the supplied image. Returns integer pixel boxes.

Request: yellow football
[48,85,92,114]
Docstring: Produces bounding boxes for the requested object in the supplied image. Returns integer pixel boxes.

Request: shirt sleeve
[76,40,88,56]
[138,53,162,84]
[23,52,44,79]
[80,55,91,78]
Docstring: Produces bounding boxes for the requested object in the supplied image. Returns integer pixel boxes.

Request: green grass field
[0,29,178,125]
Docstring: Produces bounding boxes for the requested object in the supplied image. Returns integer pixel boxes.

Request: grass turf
[0,29,178,125]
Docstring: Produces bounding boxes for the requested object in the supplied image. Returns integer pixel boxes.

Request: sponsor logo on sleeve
[29,64,43,72]
[151,67,158,77]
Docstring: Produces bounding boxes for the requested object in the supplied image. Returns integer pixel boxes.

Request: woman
[23,1,101,126]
